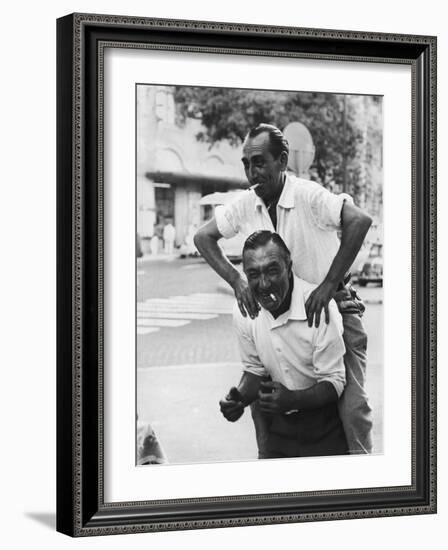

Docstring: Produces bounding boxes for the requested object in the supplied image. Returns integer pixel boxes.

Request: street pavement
[137,255,384,464]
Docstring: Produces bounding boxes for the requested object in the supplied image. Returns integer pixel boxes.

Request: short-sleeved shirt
[233,276,346,397]
[215,173,352,284]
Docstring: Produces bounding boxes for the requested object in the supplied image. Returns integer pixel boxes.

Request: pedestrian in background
[163,220,176,255]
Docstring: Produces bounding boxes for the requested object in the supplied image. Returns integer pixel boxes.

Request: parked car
[358,243,383,287]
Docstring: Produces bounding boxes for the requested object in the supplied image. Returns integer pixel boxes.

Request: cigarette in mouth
[250,183,259,190]
[269,293,276,302]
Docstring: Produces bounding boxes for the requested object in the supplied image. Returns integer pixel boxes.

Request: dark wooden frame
[56,13,437,537]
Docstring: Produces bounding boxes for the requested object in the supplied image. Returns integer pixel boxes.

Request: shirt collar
[262,275,308,328]
[278,172,296,209]
[253,172,296,211]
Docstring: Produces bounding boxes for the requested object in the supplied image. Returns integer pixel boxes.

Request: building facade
[137,85,247,252]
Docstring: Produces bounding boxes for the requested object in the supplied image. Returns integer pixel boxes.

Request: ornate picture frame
[56,13,436,536]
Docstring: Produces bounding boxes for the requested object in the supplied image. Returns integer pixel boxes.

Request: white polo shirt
[215,173,352,284]
[233,276,346,397]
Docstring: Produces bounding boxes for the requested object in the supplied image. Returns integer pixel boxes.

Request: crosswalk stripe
[144,298,233,308]
[137,327,160,335]
[137,292,234,334]
[137,361,242,371]
[181,264,202,270]
[175,293,232,298]
[137,311,217,320]
[168,297,233,302]
[170,292,233,299]
[138,318,190,327]
[138,305,231,315]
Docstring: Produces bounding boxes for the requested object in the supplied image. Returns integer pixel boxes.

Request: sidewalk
[137,361,259,464]
[137,359,383,465]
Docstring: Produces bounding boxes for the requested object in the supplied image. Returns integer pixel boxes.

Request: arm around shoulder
[320,201,372,290]
[195,218,260,319]
[194,218,240,287]
[194,217,222,250]
[341,201,373,236]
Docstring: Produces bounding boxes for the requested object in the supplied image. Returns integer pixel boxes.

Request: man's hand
[194,219,259,319]
[305,280,337,328]
[219,387,245,422]
[305,201,372,329]
[258,381,297,415]
[232,275,260,319]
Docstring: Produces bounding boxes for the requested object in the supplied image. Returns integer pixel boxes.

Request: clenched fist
[219,386,245,422]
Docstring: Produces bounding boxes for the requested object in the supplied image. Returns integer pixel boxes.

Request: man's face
[243,241,292,313]
[242,132,287,203]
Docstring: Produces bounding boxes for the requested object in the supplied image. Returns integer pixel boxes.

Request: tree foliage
[174,87,382,208]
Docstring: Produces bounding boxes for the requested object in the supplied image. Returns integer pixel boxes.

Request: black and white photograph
[135,84,384,466]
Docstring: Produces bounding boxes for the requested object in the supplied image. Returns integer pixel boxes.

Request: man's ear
[279,151,288,171]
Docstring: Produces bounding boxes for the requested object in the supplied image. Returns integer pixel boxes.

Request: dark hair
[242,230,291,263]
[246,124,289,159]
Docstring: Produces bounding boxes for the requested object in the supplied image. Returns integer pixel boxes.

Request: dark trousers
[334,285,373,453]
[251,401,348,459]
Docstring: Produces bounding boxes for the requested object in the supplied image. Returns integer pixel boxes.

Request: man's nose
[259,274,271,290]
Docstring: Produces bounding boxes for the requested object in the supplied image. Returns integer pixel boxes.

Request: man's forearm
[237,372,263,406]
[195,221,259,319]
[291,381,338,411]
[324,207,372,287]
[194,230,240,287]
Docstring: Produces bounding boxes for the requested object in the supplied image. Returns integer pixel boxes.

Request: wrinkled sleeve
[215,201,240,239]
[312,300,346,397]
[232,306,267,378]
[306,181,353,231]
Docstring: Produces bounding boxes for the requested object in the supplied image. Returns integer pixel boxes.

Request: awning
[145,171,247,193]
[199,191,245,206]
